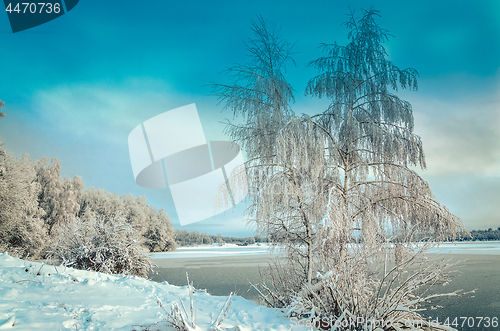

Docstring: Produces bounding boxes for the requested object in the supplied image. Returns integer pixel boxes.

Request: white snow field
[0,252,306,331]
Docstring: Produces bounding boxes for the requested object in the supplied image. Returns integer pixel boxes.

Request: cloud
[410,88,500,178]
[401,73,500,230]
[430,176,500,230]
[32,79,196,145]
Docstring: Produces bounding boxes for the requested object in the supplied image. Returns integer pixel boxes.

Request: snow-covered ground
[0,252,305,330]
[2,242,498,330]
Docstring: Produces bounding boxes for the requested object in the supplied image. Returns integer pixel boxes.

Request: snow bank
[0,253,305,330]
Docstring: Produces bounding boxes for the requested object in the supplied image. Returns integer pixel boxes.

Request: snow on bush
[48,214,153,278]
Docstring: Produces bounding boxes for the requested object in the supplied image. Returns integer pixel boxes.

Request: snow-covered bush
[48,214,154,278]
[79,188,176,253]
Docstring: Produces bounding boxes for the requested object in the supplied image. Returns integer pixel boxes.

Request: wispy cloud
[411,86,500,178]
[403,74,500,229]
[32,79,196,145]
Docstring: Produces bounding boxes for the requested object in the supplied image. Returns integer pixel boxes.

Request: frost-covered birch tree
[305,7,463,259]
[214,10,465,328]
[277,8,467,325]
[212,18,331,287]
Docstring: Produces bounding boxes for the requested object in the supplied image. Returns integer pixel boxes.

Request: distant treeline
[173,228,500,246]
[452,228,500,241]
[174,229,267,247]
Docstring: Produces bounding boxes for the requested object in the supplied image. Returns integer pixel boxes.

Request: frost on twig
[209,292,233,331]
[147,274,239,331]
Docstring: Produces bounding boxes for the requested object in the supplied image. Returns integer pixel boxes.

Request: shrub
[48,214,153,278]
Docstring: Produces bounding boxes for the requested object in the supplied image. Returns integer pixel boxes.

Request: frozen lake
[152,241,500,262]
[150,241,500,327]
[426,240,500,255]
[152,243,277,260]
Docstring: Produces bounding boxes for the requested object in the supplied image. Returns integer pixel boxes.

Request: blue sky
[1,0,499,235]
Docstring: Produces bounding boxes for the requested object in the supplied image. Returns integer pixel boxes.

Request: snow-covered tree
[79,188,175,252]
[214,9,465,329]
[121,194,149,235]
[305,7,463,260]
[35,157,83,235]
[0,153,46,258]
[0,105,47,258]
[142,205,175,252]
[212,18,330,287]
[277,10,466,324]
[78,188,124,221]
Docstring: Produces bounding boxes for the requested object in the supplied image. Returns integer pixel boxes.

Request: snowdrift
[0,253,304,330]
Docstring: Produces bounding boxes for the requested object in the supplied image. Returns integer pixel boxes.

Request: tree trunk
[306,238,313,285]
